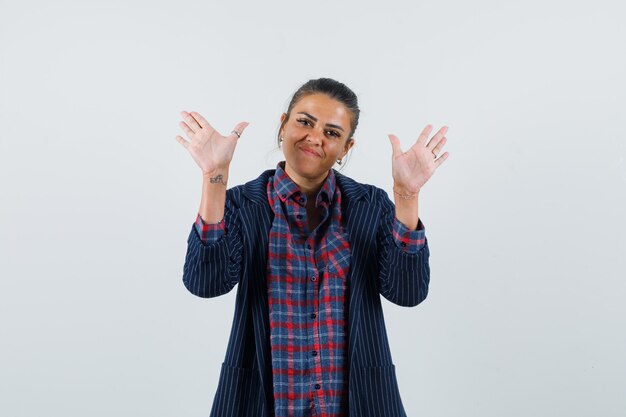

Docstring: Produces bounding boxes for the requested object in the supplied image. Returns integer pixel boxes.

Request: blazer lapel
[240,170,276,408]
[335,171,380,370]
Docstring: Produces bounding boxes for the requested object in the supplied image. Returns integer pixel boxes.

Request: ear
[342,137,355,158]
[279,113,287,136]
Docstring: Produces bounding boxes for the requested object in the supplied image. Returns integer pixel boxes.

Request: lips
[299,146,321,157]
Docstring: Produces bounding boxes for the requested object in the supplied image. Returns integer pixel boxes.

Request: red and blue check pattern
[265,163,350,417]
[194,163,426,417]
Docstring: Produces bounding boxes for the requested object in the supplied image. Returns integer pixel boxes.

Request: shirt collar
[274,161,335,207]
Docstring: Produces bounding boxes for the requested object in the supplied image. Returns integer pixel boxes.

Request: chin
[286,158,331,180]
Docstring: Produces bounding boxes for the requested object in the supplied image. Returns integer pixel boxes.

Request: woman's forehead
[293,94,350,125]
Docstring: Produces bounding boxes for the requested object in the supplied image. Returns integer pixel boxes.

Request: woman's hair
[277,78,360,150]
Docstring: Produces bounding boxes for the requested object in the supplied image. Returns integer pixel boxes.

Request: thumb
[229,121,250,140]
[388,134,402,159]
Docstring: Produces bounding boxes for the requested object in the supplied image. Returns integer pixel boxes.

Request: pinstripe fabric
[183,168,430,417]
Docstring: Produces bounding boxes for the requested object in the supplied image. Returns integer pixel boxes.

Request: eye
[326,130,341,138]
[297,118,312,126]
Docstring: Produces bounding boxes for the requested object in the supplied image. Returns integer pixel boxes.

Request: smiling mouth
[300,147,320,157]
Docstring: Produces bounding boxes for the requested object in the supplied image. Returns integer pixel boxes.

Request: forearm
[198,168,229,223]
[378,191,430,307]
[393,187,420,230]
[183,222,239,298]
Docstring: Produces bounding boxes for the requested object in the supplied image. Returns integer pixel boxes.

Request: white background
[1,0,625,416]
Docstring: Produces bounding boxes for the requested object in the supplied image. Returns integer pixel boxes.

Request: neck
[283,163,327,199]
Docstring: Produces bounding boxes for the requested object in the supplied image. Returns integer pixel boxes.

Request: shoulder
[224,169,275,209]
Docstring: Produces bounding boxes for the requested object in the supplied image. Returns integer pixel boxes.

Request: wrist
[393,184,420,200]
[202,168,229,185]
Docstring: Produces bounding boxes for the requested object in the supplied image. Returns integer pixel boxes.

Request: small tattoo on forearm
[210,174,227,186]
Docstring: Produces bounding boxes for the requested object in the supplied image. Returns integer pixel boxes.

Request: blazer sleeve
[376,191,431,307]
[182,191,244,298]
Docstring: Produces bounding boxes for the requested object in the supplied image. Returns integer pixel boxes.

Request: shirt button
[306,243,312,250]
[281,193,287,198]
[310,313,316,319]
[314,384,321,390]
[297,214,303,219]
[312,350,318,356]
[311,276,317,282]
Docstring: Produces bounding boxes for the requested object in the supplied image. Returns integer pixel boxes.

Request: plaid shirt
[195,163,426,417]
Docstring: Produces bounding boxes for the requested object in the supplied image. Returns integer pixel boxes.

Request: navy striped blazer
[182,168,431,417]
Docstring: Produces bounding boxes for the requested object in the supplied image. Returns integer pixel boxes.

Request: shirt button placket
[307,240,317,282]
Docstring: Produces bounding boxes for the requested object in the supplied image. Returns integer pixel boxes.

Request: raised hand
[175,111,249,175]
[388,124,449,193]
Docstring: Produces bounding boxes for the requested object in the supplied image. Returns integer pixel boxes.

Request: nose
[306,127,325,144]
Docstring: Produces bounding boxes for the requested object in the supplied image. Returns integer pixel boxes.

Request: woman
[176,78,449,417]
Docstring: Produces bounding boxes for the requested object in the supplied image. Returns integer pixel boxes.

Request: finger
[434,152,449,167]
[229,121,250,140]
[431,136,447,156]
[415,124,434,146]
[175,135,189,149]
[178,121,195,140]
[180,110,201,132]
[426,125,448,150]
[388,134,402,158]
[190,111,215,131]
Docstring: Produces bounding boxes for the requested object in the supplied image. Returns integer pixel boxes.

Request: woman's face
[279,93,355,186]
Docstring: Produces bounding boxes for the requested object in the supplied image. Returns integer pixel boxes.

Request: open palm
[388,124,449,192]
[175,110,249,175]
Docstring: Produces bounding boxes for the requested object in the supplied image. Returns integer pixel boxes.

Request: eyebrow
[297,112,345,132]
